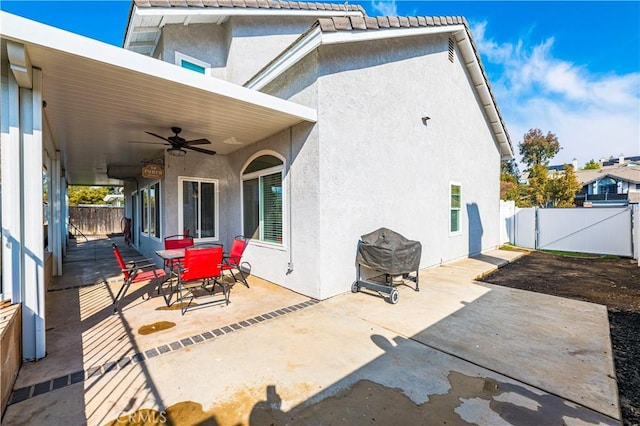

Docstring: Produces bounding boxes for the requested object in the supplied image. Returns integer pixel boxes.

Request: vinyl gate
[512,207,634,257]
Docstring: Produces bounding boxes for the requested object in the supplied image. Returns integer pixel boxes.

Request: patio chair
[163,234,195,269]
[175,246,229,315]
[222,235,250,288]
[112,243,168,313]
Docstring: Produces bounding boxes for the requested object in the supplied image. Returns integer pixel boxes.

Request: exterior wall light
[421,116,431,125]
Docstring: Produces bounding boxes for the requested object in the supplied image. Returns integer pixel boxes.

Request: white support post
[20,68,46,360]
[1,73,22,303]
[52,151,63,275]
[631,204,640,268]
[44,149,52,256]
[62,176,68,256]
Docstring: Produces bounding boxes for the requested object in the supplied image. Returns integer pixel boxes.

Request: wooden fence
[69,206,124,235]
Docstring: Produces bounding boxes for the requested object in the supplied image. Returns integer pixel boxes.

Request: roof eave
[246,19,514,159]
[246,23,468,89]
[455,25,514,159]
[124,5,365,55]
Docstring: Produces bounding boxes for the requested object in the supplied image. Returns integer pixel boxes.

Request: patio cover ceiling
[1,12,317,186]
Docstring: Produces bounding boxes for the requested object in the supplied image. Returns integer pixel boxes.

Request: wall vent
[448,38,455,63]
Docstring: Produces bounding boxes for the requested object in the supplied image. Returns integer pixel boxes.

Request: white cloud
[472,22,640,166]
[370,0,398,16]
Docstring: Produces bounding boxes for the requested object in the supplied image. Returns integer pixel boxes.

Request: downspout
[286,127,294,274]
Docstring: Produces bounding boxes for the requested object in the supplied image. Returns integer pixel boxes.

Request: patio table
[154,248,188,305]
[155,248,186,266]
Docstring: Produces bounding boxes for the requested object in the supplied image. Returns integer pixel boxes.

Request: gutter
[455,25,514,159]
[122,2,136,48]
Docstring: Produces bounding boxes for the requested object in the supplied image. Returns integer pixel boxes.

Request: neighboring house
[573,156,640,207]
[1,2,512,358]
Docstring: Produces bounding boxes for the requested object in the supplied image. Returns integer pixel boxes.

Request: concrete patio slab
[1,238,620,425]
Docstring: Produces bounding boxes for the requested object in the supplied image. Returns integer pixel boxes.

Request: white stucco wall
[129,28,505,301]
[158,17,318,84]
[220,122,321,298]
[220,54,321,297]
[160,23,230,79]
[311,35,502,299]
[225,17,319,85]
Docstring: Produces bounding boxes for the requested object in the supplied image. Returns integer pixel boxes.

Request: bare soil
[479,250,640,425]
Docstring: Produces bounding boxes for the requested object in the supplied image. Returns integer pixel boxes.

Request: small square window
[450,184,461,233]
[180,60,206,74]
[175,52,210,75]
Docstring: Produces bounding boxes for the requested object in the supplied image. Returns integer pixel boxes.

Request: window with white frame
[175,51,210,75]
[141,182,161,239]
[179,177,218,240]
[242,154,284,244]
[450,183,461,234]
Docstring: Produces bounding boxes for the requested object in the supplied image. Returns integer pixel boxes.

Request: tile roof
[133,0,365,13]
[317,15,467,31]
[307,15,513,158]
[602,155,640,166]
[575,164,640,185]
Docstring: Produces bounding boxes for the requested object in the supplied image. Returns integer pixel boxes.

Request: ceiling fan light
[168,147,187,157]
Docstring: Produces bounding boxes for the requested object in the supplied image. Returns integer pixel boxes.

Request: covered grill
[352,228,421,304]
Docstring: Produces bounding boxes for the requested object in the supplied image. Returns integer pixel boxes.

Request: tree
[519,128,560,168]
[549,164,582,207]
[501,159,520,178]
[584,159,600,170]
[500,161,520,201]
[525,164,551,207]
[67,186,109,206]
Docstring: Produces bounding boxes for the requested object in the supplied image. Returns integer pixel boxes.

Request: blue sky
[2,0,639,167]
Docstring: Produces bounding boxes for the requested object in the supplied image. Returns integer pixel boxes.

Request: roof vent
[448,38,454,63]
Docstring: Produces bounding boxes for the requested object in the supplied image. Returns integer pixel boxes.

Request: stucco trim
[240,150,288,251]
[246,24,463,90]
[246,27,322,91]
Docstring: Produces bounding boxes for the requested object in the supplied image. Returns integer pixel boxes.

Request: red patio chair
[112,243,168,313]
[222,235,250,288]
[163,234,194,269]
[175,246,229,315]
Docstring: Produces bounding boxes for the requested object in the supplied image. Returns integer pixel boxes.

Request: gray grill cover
[356,228,422,275]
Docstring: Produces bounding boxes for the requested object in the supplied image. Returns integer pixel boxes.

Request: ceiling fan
[131,127,216,157]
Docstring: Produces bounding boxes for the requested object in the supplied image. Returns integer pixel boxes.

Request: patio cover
[0,11,317,185]
[0,11,316,360]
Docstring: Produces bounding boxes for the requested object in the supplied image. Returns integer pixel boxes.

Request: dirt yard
[479,250,640,425]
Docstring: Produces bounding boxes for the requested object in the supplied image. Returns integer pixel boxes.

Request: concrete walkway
[2,240,619,425]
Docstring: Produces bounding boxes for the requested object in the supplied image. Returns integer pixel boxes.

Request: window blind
[261,172,282,243]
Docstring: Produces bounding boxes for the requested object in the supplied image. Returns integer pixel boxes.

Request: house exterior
[121,1,513,300]
[1,1,512,359]
[574,156,640,206]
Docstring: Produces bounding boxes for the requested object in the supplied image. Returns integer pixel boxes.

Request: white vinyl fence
[502,206,636,258]
[634,205,640,265]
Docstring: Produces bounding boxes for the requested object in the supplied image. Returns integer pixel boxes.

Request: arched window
[598,177,617,195]
[242,154,284,244]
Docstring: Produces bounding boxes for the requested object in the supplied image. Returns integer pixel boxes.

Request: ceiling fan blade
[184,138,211,146]
[145,131,171,142]
[185,145,216,155]
[129,140,169,145]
